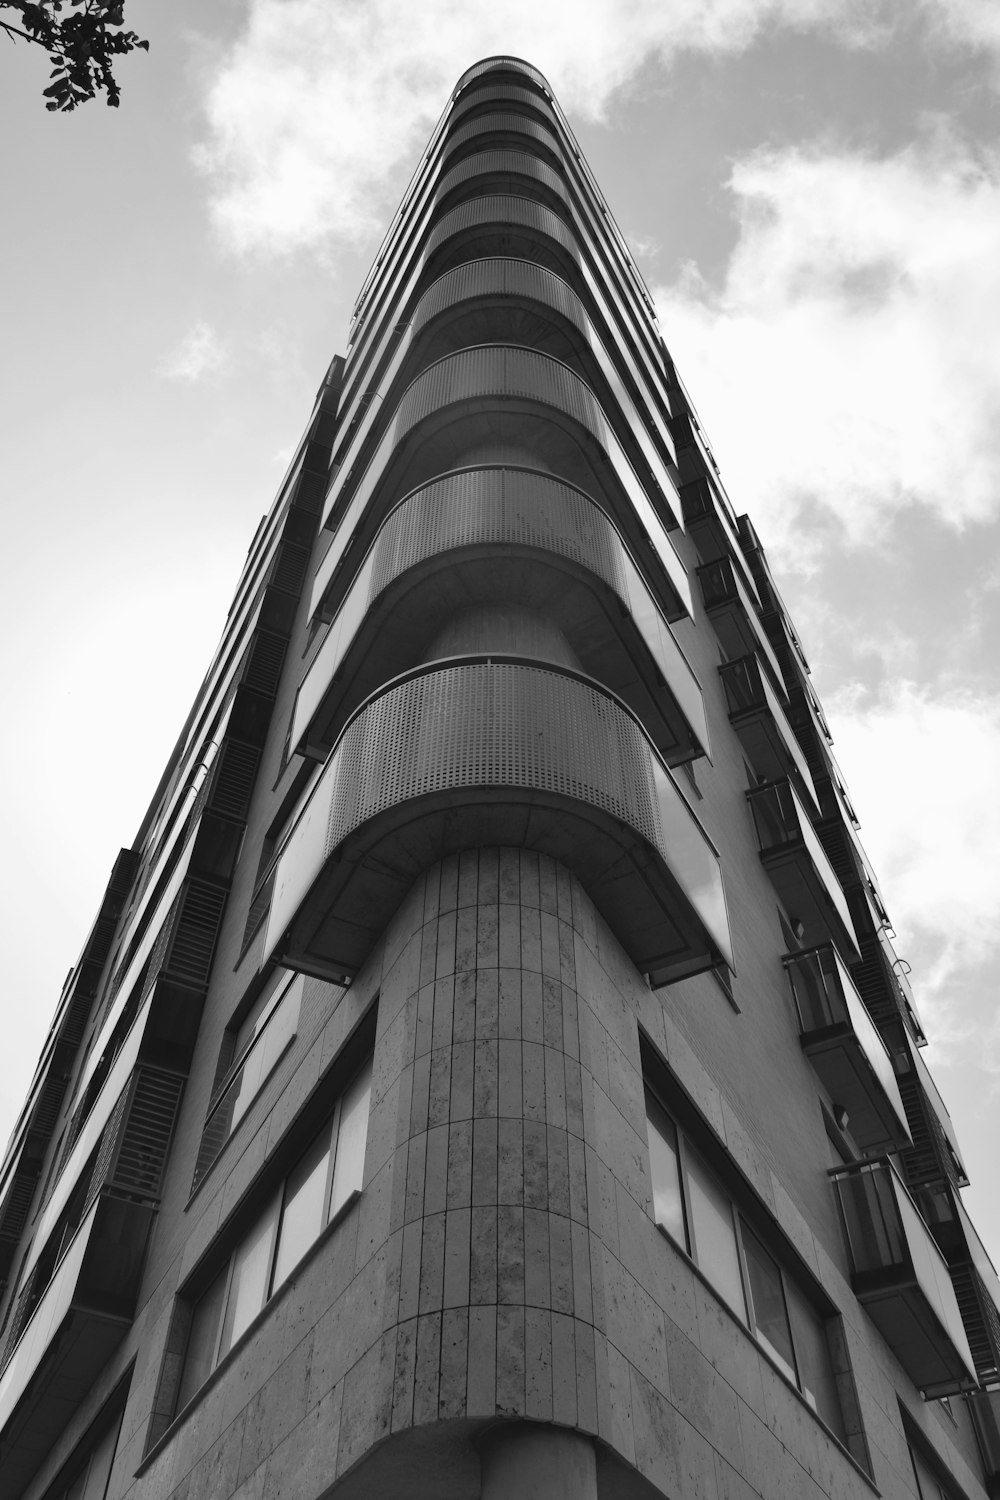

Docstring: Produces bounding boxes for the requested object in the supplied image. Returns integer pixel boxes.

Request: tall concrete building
[1,52,998,1500]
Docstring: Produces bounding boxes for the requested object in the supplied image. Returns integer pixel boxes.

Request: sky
[1,0,998,1264]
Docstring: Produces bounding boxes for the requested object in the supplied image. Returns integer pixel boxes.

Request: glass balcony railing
[719,655,819,812]
[875,925,927,1046]
[746,780,860,962]
[677,475,751,578]
[783,945,910,1153]
[831,1159,978,1397]
[697,556,785,688]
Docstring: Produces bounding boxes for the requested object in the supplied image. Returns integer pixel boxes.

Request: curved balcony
[266,659,732,986]
[403,260,676,492]
[410,258,587,360]
[425,194,582,282]
[746,779,860,961]
[783,944,910,1153]
[831,1159,978,1397]
[442,112,561,170]
[314,346,689,623]
[293,467,707,765]
[453,56,552,96]
[434,149,571,218]
[447,81,557,134]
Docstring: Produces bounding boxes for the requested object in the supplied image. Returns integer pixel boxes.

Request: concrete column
[479,1423,597,1500]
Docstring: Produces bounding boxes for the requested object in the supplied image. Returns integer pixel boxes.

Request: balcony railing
[291,467,708,767]
[697,556,785,688]
[719,654,819,812]
[831,1159,978,1397]
[0,1191,156,1491]
[266,658,733,987]
[784,945,910,1153]
[678,474,749,572]
[746,780,860,962]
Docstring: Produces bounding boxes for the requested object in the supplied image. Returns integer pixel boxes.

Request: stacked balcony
[697,555,785,688]
[265,79,735,996]
[0,1068,181,1493]
[746,780,860,961]
[831,1159,978,1397]
[783,945,909,1154]
[719,653,819,813]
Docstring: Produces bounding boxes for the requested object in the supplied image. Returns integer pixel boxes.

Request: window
[192,974,303,1188]
[47,1408,123,1500]
[645,1085,845,1439]
[910,1443,962,1500]
[177,1055,372,1410]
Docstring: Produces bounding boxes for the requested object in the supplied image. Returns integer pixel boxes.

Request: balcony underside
[851,1272,980,1398]
[728,706,817,812]
[801,1028,910,1153]
[0,1309,129,1499]
[758,846,860,962]
[0,1194,154,1498]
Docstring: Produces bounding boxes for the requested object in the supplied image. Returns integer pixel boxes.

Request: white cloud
[827,680,1000,1004]
[653,138,1000,562]
[159,320,229,382]
[923,0,1000,55]
[193,0,888,258]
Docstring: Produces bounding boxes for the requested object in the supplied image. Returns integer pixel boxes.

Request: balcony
[697,556,785,689]
[896,1036,969,1190]
[919,1188,1000,1389]
[678,474,750,570]
[831,1159,978,1397]
[847,914,927,1044]
[719,654,819,812]
[266,658,733,987]
[784,945,910,1153]
[313,347,690,626]
[292,467,708,767]
[0,1191,156,1493]
[746,780,860,962]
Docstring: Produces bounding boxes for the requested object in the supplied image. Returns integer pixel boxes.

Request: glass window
[178,1052,373,1410]
[272,1132,331,1289]
[57,1410,123,1500]
[219,1195,281,1356]
[787,1278,845,1439]
[644,1083,845,1438]
[192,974,303,1188]
[175,1266,227,1412]
[742,1225,797,1384]
[645,1090,686,1246]
[686,1143,745,1319]
[330,1060,373,1218]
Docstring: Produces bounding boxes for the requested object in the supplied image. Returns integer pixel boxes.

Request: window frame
[644,1079,845,1436]
[191,972,304,1191]
[177,1052,373,1411]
